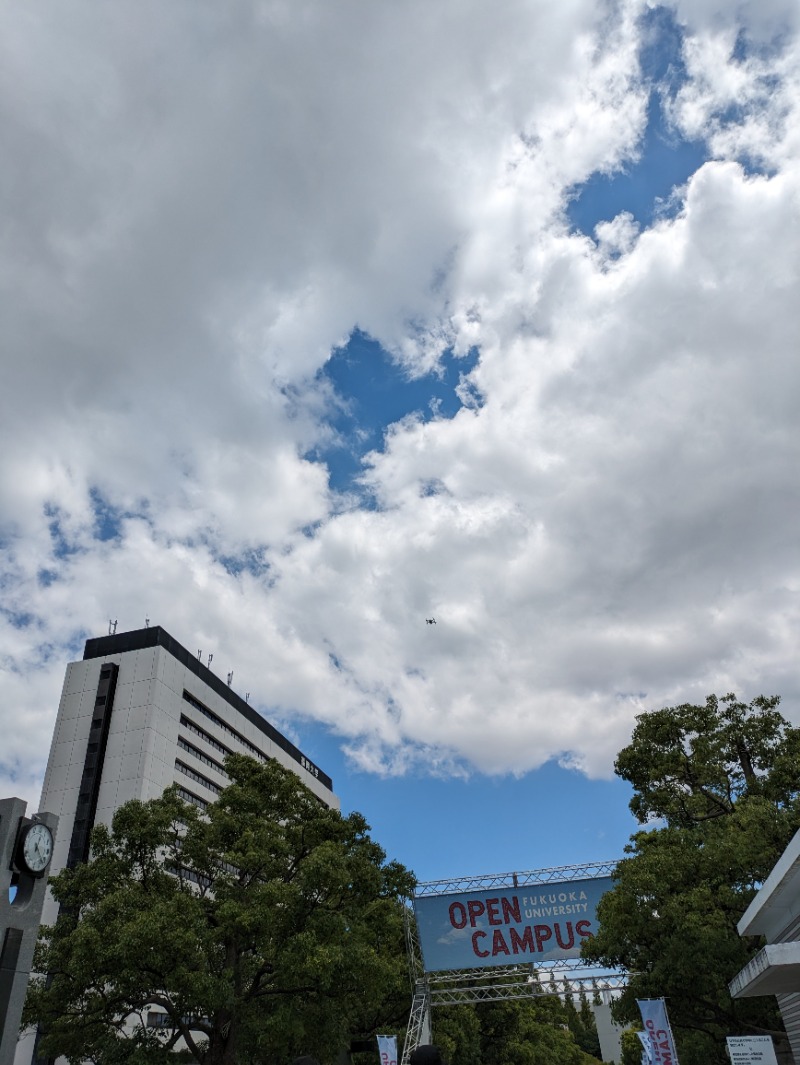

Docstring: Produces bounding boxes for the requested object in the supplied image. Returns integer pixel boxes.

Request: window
[175,760,222,796]
[182,691,267,764]
[177,736,228,778]
[179,715,231,758]
[176,785,208,810]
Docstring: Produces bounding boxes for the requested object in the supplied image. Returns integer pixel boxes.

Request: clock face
[22,822,53,874]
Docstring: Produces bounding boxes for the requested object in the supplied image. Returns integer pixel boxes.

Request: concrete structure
[40,625,337,885]
[594,995,624,1064]
[0,799,58,1065]
[730,828,800,1063]
[15,624,337,1063]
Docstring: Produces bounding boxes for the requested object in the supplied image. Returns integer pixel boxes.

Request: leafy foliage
[25,754,415,1065]
[614,694,800,827]
[432,997,602,1064]
[583,694,800,1064]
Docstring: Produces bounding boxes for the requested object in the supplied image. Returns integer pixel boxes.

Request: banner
[725,1036,779,1064]
[637,1000,679,1065]
[638,1030,654,1064]
[413,876,612,972]
[377,1034,398,1065]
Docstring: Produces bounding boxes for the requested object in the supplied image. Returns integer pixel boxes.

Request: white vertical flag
[377,1034,398,1065]
[638,1030,654,1064]
[637,999,680,1064]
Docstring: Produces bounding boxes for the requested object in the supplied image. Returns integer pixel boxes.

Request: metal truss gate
[400,861,624,1065]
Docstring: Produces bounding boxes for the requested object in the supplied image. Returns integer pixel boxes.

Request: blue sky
[284,7,712,882]
[294,718,639,882]
[2,0,799,891]
[312,331,480,498]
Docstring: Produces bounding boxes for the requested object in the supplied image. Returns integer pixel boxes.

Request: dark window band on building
[177,736,228,777]
[182,691,267,763]
[82,625,332,790]
[175,760,223,796]
[180,714,232,759]
[176,786,208,810]
[67,662,118,868]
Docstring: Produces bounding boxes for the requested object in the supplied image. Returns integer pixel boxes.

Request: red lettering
[554,922,575,950]
[472,930,489,958]
[468,900,485,926]
[509,927,535,954]
[501,895,521,923]
[534,925,552,952]
[576,919,592,939]
[486,898,501,925]
[492,929,510,956]
[449,902,467,929]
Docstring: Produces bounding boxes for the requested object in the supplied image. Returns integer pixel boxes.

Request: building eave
[730,942,800,998]
[738,830,800,939]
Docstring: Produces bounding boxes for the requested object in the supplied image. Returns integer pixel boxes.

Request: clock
[16,820,54,877]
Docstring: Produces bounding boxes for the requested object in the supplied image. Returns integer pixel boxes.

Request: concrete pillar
[0,799,58,1065]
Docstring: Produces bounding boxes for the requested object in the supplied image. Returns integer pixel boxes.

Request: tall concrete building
[40,624,338,882]
[15,624,337,1064]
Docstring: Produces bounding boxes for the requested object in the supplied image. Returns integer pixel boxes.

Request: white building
[729,828,800,1064]
[17,624,338,1064]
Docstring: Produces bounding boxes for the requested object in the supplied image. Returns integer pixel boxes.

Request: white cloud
[1,0,799,802]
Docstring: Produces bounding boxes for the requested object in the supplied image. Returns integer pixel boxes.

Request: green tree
[562,992,602,1059]
[583,694,800,1065]
[475,997,601,1064]
[24,754,415,1065]
[430,997,601,1064]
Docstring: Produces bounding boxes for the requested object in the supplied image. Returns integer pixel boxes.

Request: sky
[1,0,799,886]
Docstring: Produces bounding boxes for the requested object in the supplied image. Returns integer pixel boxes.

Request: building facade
[730,828,800,1064]
[16,624,337,1064]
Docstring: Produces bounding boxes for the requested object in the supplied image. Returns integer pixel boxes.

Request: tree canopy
[24,754,415,1065]
[583,694,800,1065]
[430,996,602,1065]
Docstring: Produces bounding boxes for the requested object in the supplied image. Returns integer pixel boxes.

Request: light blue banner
[413,876,613,972]
[637,999,679,1065]
[377,1034,398,1064]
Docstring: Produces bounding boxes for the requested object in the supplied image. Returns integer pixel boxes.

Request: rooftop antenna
[227,671,234,687]
[145,617,150,628]
[207,653,213,669]
[108,619,117,635]
[197,649,203,661]
[245,692,250,704]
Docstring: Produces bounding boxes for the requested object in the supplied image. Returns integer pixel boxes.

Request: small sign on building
[725,1035,779,1065]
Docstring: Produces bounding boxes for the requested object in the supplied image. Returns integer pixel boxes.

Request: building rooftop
[83,625,332,791]
[737,828,800,940]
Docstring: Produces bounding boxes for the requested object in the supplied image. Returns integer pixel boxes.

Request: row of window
[181,689,324,785]
[177,735,227,777]
[175,785,208,810]
[176,696,327,815]
[165,863,212,891]
[179,714,231,759]
[175,760,222,796]
[182,690,268,764]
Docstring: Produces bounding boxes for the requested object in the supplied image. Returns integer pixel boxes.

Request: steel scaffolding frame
[412,859,618,897]
[400,862,623,1065]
